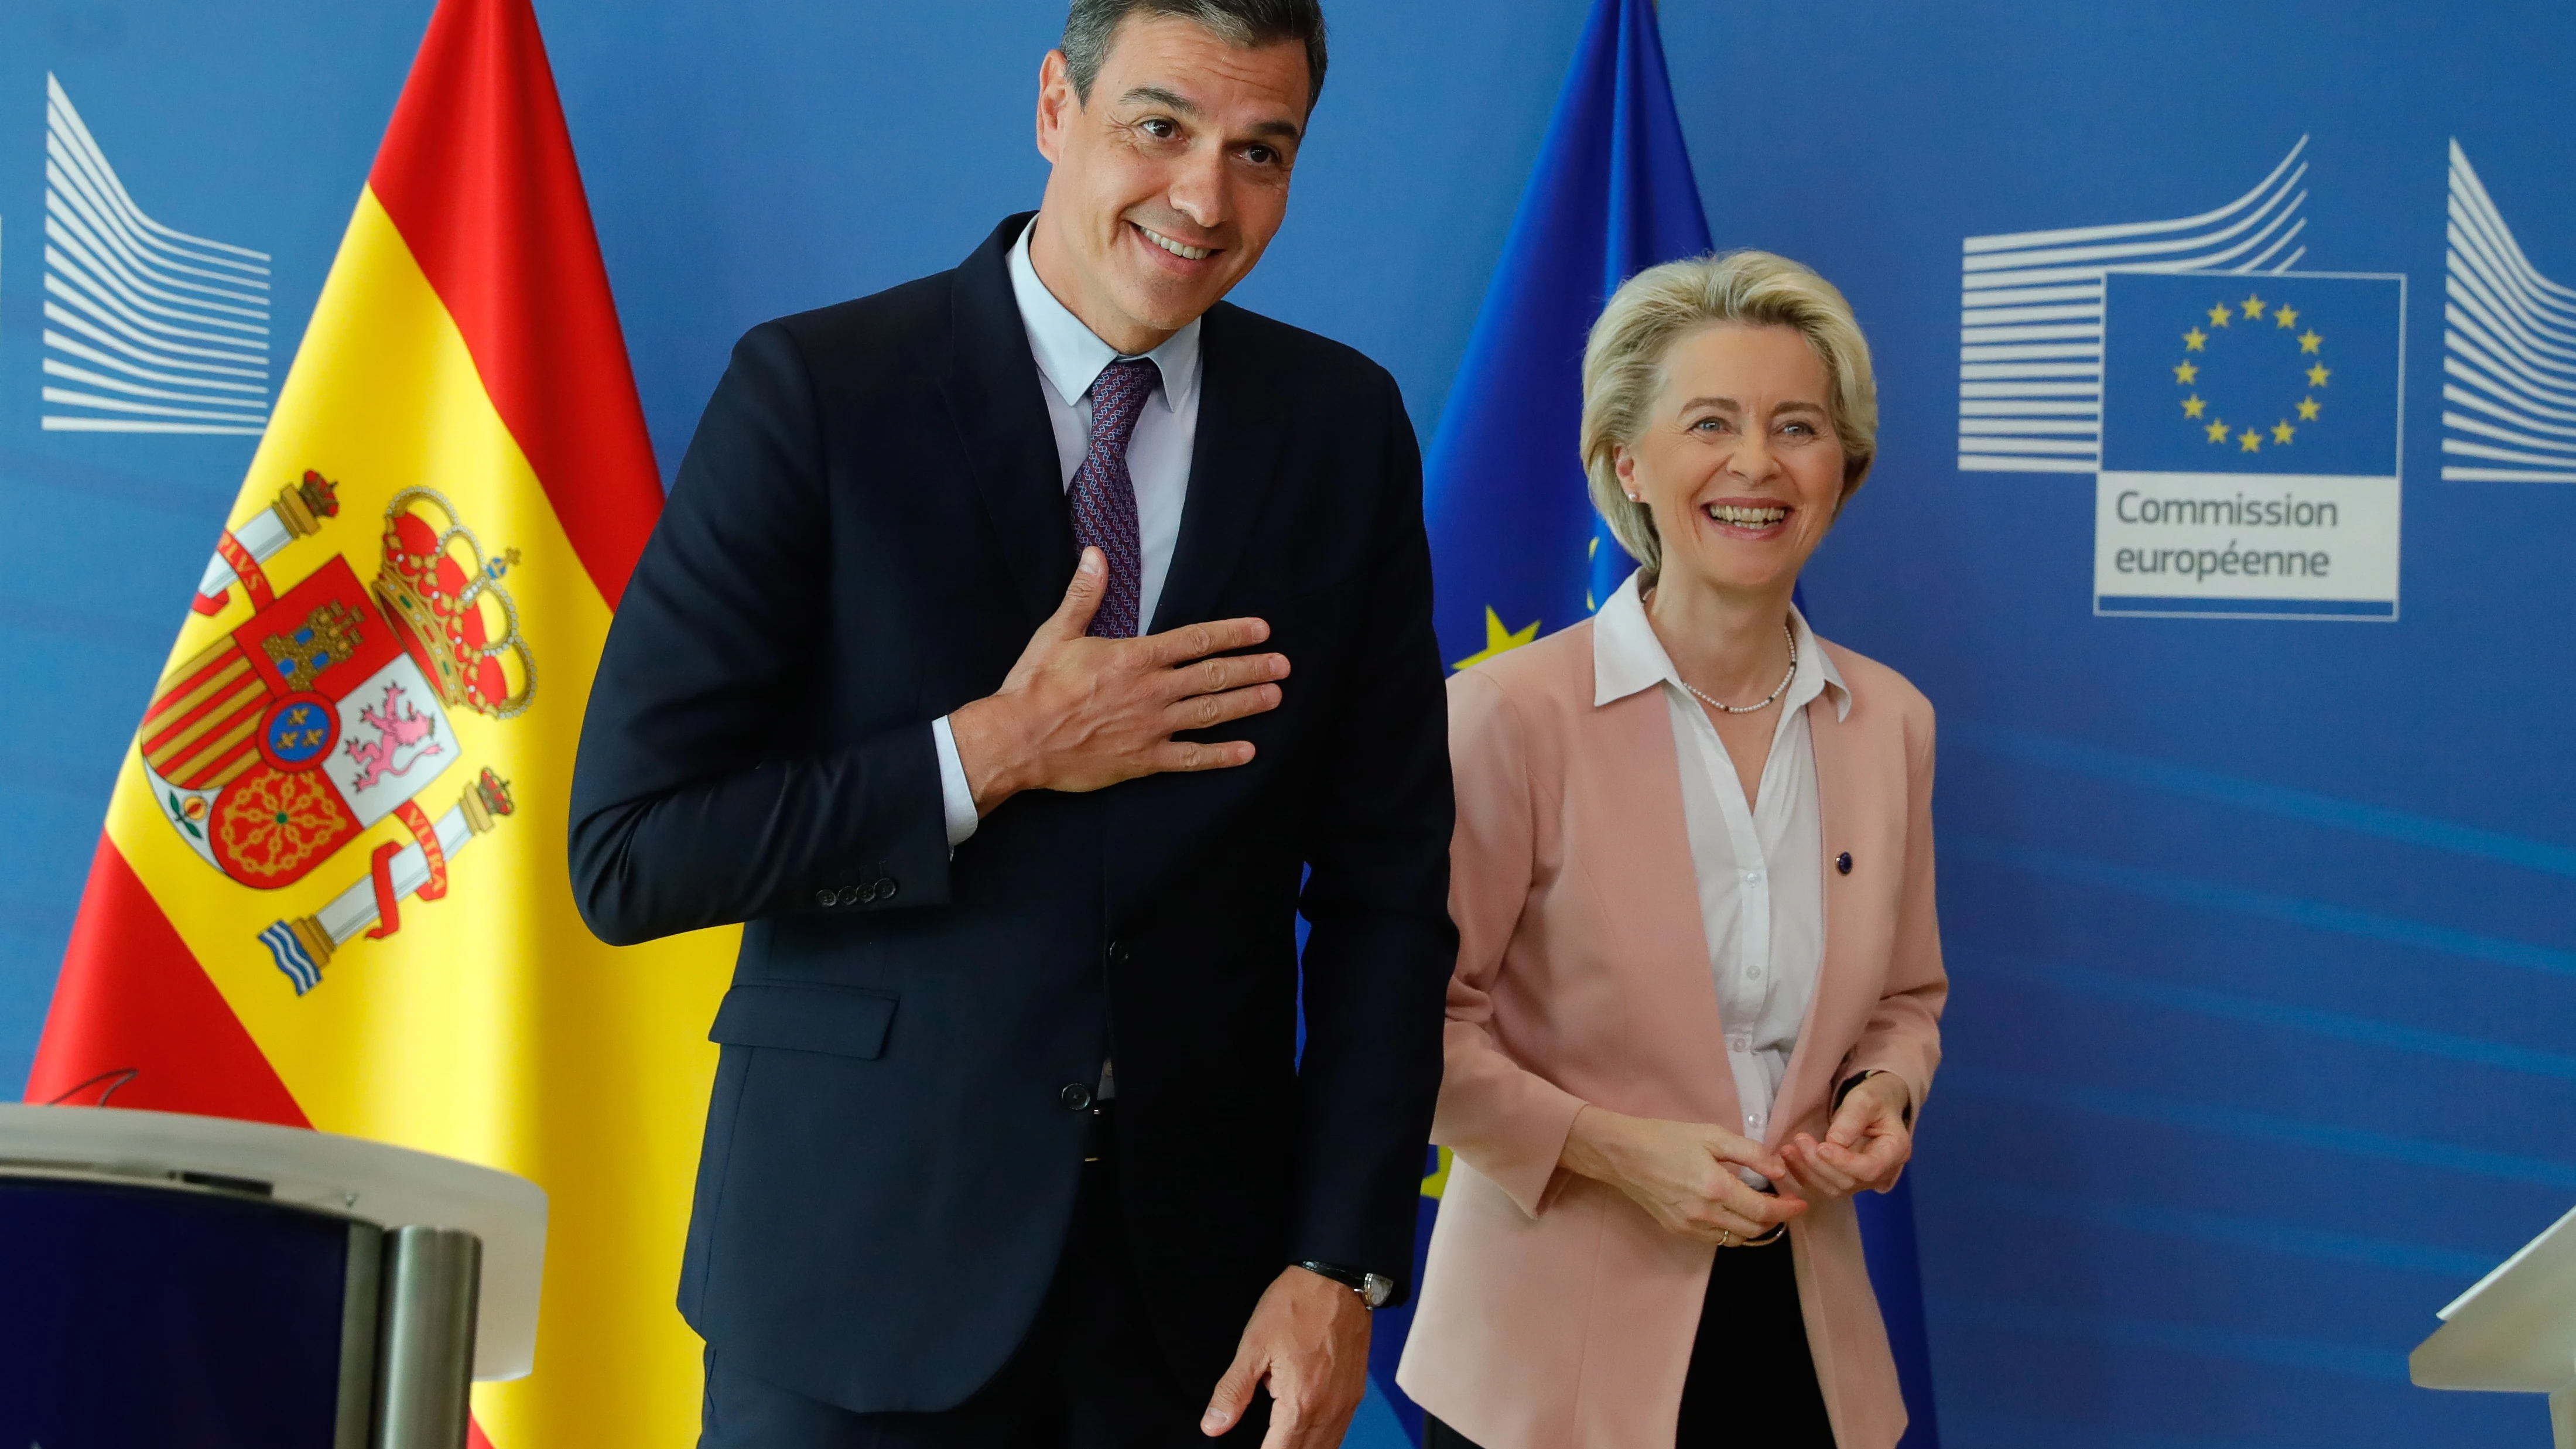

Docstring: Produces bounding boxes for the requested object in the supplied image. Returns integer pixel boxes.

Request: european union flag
[2100,272,2401,476]
[1421,0,1711,671]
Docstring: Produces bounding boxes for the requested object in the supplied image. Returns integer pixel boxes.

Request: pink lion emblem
[343,681,444,791]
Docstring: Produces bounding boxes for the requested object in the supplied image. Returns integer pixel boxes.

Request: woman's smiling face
[1614,323,1846,600]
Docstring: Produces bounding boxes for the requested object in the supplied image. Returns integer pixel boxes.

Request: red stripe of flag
[26,837,308,1126]
[367,0,665,609]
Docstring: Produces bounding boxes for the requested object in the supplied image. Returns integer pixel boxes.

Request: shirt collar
[1592,569,1850,722]
[1008,217,1201,413]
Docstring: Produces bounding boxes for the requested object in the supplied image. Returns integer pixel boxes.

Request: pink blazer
[1395,617,1946,1449]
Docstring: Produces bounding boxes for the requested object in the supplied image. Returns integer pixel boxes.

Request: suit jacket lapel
[1149,303,1286,633]
[938,212,1076,627]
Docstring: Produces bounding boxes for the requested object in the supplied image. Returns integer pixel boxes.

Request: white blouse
[1591,572,1848,1161]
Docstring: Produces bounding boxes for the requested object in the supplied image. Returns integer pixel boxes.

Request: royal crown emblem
[374,487,537,719]
[141,477,539,996]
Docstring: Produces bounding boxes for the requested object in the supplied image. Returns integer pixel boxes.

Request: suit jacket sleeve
[1835,695,1947,1133]
[568,321,951,946]
[1288,376,1458,1298]
[1431,668,1588,1219]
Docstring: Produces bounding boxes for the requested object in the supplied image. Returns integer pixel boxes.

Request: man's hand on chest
[946,545,1288,814]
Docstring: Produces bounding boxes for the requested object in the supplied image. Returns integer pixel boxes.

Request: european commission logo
[2441,141,2576,485]
[2095,271,2404,618]
[1957,137,2409,621]
[40,73,273,436]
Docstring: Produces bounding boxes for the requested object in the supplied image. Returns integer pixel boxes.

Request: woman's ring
[1717,1228,1735,1248]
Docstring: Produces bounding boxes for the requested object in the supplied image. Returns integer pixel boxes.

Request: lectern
[0,1102,546,1449]
[2410,1204,2576,1448]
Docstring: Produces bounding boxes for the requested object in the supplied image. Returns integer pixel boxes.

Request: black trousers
[1424,1235,1836,1449]
[700,1108,1267,1449]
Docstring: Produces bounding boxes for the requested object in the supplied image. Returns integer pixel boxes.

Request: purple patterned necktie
[1070,357,1159,638]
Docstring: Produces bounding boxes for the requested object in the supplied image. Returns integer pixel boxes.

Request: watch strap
[1294,1259,1392,1307]
[1834,1068,1915,1126]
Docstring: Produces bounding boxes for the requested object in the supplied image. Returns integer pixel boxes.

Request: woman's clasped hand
[1559,1105,1807,1245]
[1777,1071,1914,1204]
[1559,1065,1914,1250]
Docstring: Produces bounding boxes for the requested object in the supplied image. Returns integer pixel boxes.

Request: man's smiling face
[1031,13,1310,355]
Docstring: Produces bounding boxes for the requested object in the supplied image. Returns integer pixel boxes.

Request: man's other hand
[1201,1266,1370,1445]
[948,547,1287,813]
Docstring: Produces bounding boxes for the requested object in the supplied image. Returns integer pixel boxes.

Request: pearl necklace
[1679,624,1798,715]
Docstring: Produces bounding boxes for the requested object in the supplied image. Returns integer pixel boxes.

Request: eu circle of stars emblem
[2173,292,2329,455]
[2099,272,2400,478]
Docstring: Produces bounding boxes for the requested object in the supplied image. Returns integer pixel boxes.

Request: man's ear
[1035,49,1078,165]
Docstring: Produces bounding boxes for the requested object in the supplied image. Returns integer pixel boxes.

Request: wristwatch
[1295,1259,1395,1308]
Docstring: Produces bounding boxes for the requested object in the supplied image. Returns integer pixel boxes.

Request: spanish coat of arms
[148,479,533,994]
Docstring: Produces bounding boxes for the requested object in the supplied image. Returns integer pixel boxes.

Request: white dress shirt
[928,218,1206,849]
[1592,570,1849,1164]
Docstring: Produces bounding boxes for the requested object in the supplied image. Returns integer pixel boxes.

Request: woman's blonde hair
[1581,250,1877,579]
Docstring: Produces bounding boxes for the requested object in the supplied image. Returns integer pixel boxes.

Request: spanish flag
[25,0,734,1443]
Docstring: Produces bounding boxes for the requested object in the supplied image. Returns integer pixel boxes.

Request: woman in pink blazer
[1397,252,1946,1449]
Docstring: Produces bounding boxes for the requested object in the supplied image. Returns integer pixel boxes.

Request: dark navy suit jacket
[569,214,1456,1413]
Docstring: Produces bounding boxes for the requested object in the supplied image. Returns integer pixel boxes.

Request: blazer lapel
[1772,677,1869,1143]
[1581,672,1743,1130]
[1148,303,1285,633]
[938,211,1077,627]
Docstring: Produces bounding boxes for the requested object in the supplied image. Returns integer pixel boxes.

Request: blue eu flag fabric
[1398,2,1947,1446]
[1421,0,1711,671]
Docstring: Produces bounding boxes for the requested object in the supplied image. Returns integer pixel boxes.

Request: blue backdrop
[4,4,2571,1447]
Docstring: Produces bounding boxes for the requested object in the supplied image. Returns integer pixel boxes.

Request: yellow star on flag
[2307,363,2331,387]
[2181,394,2206,418]
[2207,302,2233,328]
[2272,419,2296,445]
[1422,1146,1453,1199]
[2174,361,2200,384]
[2242,293,2267,320]
[2183,327,2208,351]
[2274,304,2300,329]
[1452,606,1540,671]
[2239,429,2262,452]
[2297,396,2321,421]
[2205,418,2231,443]
[2299,330,2324,354]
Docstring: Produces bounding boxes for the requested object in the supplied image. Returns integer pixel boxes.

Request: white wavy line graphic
[41,73,271,435]
[1958,138,2314,475]
[2441,141,2576,483]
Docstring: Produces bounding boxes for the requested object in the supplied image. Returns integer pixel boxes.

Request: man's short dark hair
[1062,0,1328,112]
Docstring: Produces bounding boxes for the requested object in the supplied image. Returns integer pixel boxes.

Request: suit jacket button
[834,885,859,906]
[1836,852,1854,876]
[1108,940,1134,966]
[877,879,898,901]
[815,889,837,908]
[1059,1083,1094,1111]
[856,881,881,904]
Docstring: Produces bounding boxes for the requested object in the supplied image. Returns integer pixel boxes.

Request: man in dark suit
[569,2,1454,1444]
